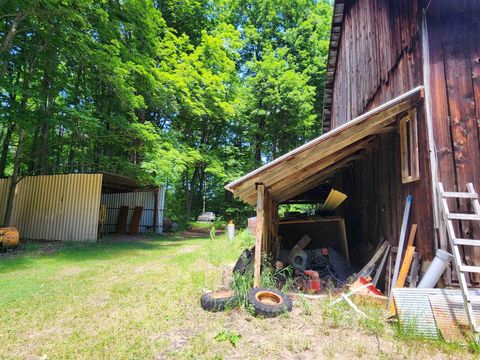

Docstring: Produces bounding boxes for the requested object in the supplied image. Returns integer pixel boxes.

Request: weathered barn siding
[426,0,480,270]
[330,0,422,127]
[0,174,102,241]
[333,115,433,266]
[327,0,434,259]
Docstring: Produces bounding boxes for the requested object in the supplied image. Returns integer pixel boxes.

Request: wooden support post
[254,184,265,288]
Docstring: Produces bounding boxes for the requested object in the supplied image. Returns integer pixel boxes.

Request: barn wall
[332,104,434,263]
[329,0,435,259]
[427,0,480,268]
[331,0,423,127]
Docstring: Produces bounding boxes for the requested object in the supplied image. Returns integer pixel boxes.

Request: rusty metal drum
[0,227,19,249]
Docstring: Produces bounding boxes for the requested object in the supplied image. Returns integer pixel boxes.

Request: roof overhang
[225,86,424,205]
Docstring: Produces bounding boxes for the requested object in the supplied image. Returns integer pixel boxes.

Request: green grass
[0,235,244,359]
[1,234,479,359]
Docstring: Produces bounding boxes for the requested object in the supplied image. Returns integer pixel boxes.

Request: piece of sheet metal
[393,288,480,339]
[429,294,480,342]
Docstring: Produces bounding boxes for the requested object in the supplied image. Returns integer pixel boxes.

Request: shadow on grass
[0,236,193,273]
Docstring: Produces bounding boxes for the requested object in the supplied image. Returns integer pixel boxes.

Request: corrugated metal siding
[0,174,102,241]
[0,177,11,222]
[101,187,165,234]
[393,288,480,339]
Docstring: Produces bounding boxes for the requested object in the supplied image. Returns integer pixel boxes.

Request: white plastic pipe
[417,249,453,288]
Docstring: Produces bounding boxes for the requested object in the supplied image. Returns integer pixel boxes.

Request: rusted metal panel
[100,188,165,234]
[429,293,480,342]
[393,288,480,339]
[0,174,102,241]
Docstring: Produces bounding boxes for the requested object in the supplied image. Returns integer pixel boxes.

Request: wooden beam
[275,154,363,203]
[254,184,265,288]
[388,245,416,316]
[226,87,424,202]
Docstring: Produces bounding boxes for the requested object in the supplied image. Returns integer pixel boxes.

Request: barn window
[399,108,419,183]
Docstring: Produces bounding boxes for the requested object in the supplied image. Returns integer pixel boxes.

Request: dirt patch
[0,239,64,258]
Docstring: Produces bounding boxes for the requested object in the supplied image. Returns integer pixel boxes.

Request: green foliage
[214,330,241,347]
[0,0,332,223]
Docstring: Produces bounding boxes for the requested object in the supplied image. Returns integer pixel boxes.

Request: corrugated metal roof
[393,288,480,339]
[2,174,103,241]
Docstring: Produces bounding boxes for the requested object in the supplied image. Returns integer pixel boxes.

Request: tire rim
[211,290,234,299]
[255,291,284,305]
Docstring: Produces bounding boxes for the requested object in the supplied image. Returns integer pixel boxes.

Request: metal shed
[0,173,165,241]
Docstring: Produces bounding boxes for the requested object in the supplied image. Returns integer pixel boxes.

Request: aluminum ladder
[438,182,480,341]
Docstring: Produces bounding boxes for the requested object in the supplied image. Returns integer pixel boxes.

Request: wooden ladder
[438,182,480,341]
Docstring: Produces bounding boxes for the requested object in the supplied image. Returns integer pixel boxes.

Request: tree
[0,0,332,226]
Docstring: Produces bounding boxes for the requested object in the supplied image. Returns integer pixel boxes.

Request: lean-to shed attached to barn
[226,0,480,287]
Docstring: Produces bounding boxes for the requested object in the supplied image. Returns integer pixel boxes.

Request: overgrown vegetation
[0,0,333,226]
[1,235,479,359]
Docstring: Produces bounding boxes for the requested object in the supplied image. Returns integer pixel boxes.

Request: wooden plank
[320,189,348,214]
[116,206,129,234]
[254,184,265,288]
[129,206,143,235]
[355,241,389,279]
[407,224,418,247]
[408,252,421,287]
[389,245,416,315]
[275,154,363,203]
[339,218,349,261]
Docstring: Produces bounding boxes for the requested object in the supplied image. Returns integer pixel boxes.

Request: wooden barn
[225,0,480,288]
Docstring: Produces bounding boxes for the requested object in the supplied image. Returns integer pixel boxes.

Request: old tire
[233,247,254,275]
[247,287,292,318]
[200,289,239,312]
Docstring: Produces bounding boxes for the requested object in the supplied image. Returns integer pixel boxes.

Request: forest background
[0,0,332,226]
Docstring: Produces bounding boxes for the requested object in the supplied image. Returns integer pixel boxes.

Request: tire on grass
[233,247,254,275]
[200,289,239,312]
[247,287,292,318]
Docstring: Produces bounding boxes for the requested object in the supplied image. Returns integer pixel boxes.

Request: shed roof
[225,86,424,205]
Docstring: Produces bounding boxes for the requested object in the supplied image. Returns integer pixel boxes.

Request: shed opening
[226,87,430,290]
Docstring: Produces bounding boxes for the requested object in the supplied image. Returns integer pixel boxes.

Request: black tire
[247,287,292,318]
[200,289,239,312]
[233,247,254,275]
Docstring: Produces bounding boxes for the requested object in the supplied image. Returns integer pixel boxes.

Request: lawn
[0,233,477,359]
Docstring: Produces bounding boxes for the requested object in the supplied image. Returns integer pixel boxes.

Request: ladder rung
[447,213,480,221]
[460,265,480,273]
[441,191,478,199]
[454,238,480,246]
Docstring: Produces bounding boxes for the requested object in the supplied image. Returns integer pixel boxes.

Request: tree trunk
[0,122,14,177]
[184,170,192,221]
[3,127,25,227]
